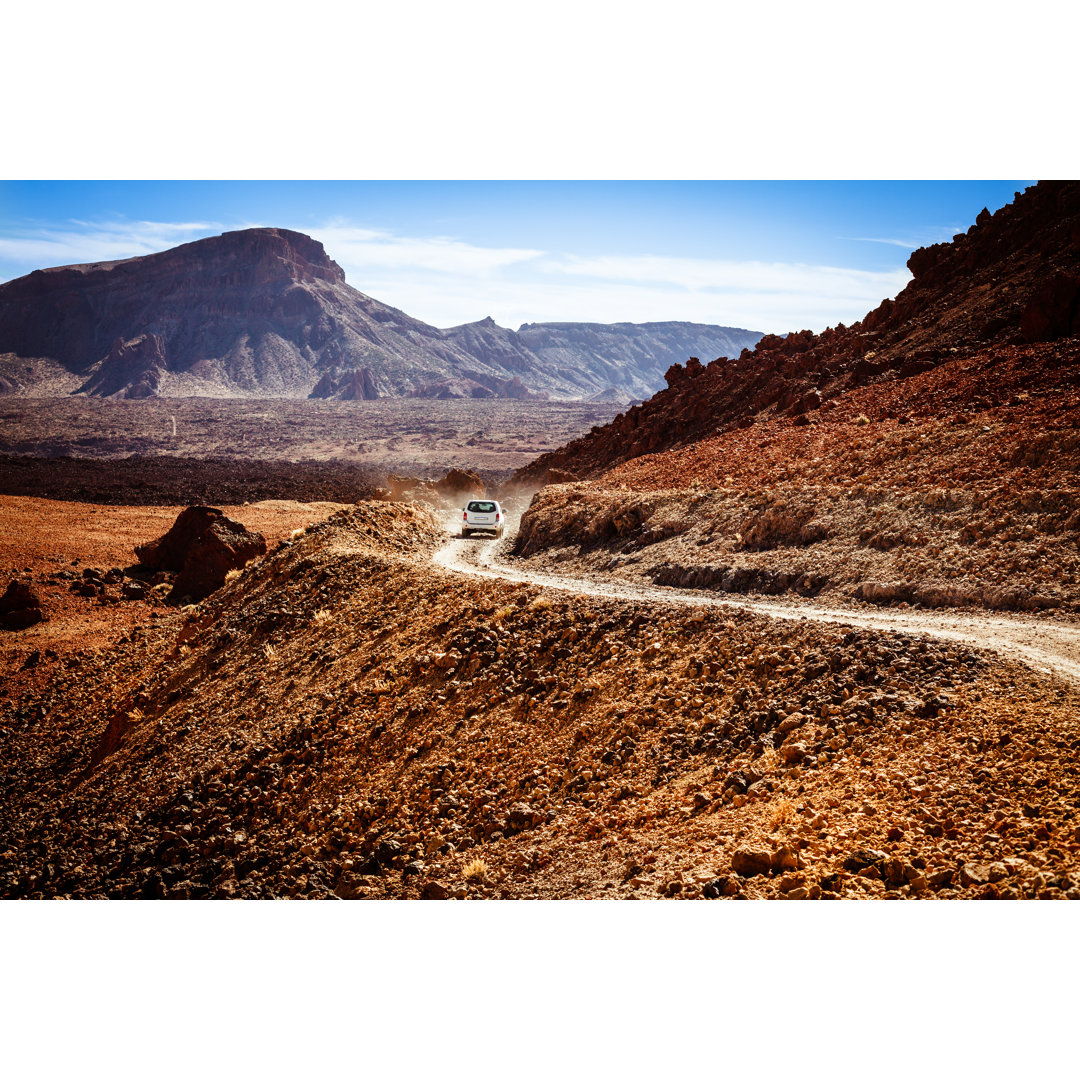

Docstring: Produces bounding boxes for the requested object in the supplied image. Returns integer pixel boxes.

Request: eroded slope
[2,504,1077,900]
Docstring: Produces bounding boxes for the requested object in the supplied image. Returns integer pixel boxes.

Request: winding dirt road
[435,527,1080,687]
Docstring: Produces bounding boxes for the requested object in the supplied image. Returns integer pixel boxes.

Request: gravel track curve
[434,522,1080,687]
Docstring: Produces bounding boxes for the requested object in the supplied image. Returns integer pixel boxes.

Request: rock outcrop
[135,505,267,601]
[0,579,45,629]
[512,181,1080,485]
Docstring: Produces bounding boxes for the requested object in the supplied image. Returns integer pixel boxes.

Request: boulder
[1019,271,1080,343]
[0,580,45,629]
[790,388,823,415]
[386,474,423,501]
[731,848,773,877]
[135,505,267,601]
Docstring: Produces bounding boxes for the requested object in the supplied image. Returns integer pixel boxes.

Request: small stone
[771,846,800,872]
[731,848,773,877]
[959,863,989,888]
[702,875,740,898]
[780,742,808,765]
[928,867,954,889]
[420,880,450,900]
[843,848,888,872]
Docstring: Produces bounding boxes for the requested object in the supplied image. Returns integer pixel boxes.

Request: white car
[461,499,504,538]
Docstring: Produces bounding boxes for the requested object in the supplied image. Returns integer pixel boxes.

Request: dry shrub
[492,605,514,623]
[313,608,333,624]
[855,414,872,426]
[224,568,242,585]
[462,858,488,883]
[769,798,795,831]
[263,642,278,661]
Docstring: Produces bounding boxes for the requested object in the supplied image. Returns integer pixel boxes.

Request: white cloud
[850,236,927,249]
[0,220,222,269]
[544,251,908,301]
[306,224,544,278]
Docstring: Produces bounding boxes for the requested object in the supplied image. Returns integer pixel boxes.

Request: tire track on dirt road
[434,528,1080,687]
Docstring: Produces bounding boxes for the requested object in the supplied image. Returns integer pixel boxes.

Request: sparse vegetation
[463,858,488,883]
[768,798,794,831]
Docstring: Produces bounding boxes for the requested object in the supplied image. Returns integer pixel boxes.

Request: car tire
[461,527,469,538]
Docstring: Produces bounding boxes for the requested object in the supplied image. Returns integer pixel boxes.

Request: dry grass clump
[313,608,333,624]
[224,568,243,585]
[462,857,488,883]
[528,596,553,611]
[758,747,780,773]
[768,797,795,831]
[263,643,278,661]
[491,605,515,623]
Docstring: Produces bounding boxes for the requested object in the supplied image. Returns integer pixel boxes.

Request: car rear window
[467,501,496,512]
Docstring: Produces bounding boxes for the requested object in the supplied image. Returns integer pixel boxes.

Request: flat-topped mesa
[0,228,350,386]
[11,228,345,293]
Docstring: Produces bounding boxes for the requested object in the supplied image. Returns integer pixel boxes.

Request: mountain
[513,181,1080,485]
[443,317,763,401]
[0,228,762,400]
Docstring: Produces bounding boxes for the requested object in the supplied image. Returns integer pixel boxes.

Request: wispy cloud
[850,236,924,249]
[0,219,222,269]
[845,223,965,252]
[306,224,544,278]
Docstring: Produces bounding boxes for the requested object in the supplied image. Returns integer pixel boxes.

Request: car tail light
[495,512,501,521]
[463,511,468,520]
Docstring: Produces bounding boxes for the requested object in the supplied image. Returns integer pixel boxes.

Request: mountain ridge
[0,228,763,401]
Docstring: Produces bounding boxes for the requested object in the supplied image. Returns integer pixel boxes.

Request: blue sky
[0,181,1029,334]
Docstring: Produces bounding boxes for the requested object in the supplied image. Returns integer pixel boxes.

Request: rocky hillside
[508,182,1080,617]
[3,501,1077,899]
[0,228,760,401]
[513,181,1080,483]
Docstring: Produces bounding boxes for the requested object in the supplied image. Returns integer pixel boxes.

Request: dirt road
[435,525,1080,687]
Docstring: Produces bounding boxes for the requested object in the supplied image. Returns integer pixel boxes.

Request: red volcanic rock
[790,388,823,415]
[1019,271,1080,343]
[513,181,1080,486]
[135,505,267,601]
[0,579,45,629]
